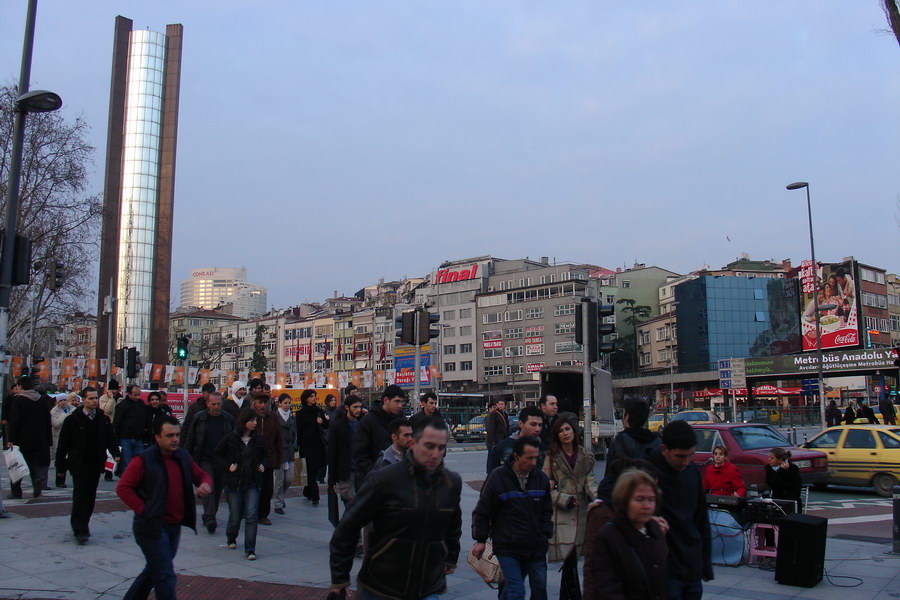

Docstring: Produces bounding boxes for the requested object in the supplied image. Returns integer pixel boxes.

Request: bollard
[894,485,900,554]
[791,426,797,445]
[803,433,808,444]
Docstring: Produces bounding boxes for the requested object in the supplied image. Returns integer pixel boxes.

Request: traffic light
[893,347,900,368]
[597,303,616,354]
[576,300,617,363]
[395,311,415,346]
[1,230,33,286]
[126,347,140,378]
[176,336,189,360]
[417,310,440,346]
[114,347,125,368]
[47,261,64,292]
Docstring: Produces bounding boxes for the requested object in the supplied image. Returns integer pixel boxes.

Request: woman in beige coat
[543,417,597,599]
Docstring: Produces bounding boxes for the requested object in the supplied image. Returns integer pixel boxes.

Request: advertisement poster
[393,345,431,387]
[799,259,860,351]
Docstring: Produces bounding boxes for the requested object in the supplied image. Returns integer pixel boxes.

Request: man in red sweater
[116,415,212,600]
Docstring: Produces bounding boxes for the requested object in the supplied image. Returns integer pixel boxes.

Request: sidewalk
[1,467,898,599]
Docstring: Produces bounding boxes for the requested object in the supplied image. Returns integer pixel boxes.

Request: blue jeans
[360,589,439,600]
[496,555,547,600]
[125,522,181,600]
[225,484,259,554]
[666,578,703,600]
[120,439,145,471]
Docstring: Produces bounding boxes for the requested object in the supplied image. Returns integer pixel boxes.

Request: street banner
[165,365,175,383]
[745,347,896,377]
[374,370,383,388]
[75,358,86,377]
[289,373,301,387]
[199,369,211,385]
[188,367,199,384]
[363,370,373,388]
[152,364,164,381]
[264,372,275,386]
[385,369,396,385]
[11,356,23,378]
[99,359,108,376]
[304,372,314,388]
[143,362,153,381]
[225,370,236,386]
[351,371,362,387]
[315,373,326,388]
[174,366,185,385]
[277,372,287,387]
[239,370,248,383]
[338,372,349,389]
[326,372,338,388]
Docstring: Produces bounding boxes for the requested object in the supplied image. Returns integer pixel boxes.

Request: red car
[690,423,829,489]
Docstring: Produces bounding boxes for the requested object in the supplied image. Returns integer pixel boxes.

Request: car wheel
[872,473,898,497]
[812,482,828,491]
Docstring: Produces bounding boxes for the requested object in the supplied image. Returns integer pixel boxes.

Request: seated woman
[702,445,746,497]
[584,468,668,600]
[765,447,801,509]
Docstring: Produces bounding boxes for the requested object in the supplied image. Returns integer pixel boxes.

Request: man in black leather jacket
[329,415,462,600]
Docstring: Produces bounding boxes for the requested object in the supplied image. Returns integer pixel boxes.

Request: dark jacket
[7,390,52,463]
[113,397,148,440]
[879,399,897,424]
[330,455,463,600]
[221,398,242,419]
[254,410,283,469]
[409,409,444,431]
[55,407,119,476]
[585,514,667,600]
[125,445,198,538]
[856,405,879,424]
[180,397,207,443]
[352,405,396,479]
[597,427,661,502]
[183,410,235,464]
[843,405,857,425]
[296,404,326,464]
[277,409,298,462]
[486,430,546,474]
[215,430,266,489]
[327,413,355,485]
[145,404,173,444]
[485,410,509,447]
[825,405,843,427]
[539,414,558,448]
[647,447,713,582]
[765,463,801,506]
[472,460,553,561]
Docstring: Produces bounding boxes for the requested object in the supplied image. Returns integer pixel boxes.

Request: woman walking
[273,393,297,515]
[215,409,266,560]
[296,389,327,506]
[144,391,173,447]
[542,417,597,599]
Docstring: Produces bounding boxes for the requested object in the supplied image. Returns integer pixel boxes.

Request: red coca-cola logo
[833,332,857,344]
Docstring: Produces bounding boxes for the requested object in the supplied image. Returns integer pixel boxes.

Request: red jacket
[702,460,746,497]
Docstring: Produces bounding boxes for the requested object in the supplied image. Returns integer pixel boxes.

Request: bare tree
[883,0,900,48]
[0,84,101,357]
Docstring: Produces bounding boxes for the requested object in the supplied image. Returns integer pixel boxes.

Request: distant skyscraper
[180,267,268,319]
[96,16,183,365]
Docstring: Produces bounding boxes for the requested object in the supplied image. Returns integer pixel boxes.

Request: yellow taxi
[647,413,666,433]
[452,414,488,443]
[803,425,900,496]
[669,410,722,425]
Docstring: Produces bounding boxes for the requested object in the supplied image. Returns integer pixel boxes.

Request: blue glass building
[675,276,801,372]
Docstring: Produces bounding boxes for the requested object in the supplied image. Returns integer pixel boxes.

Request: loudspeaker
[775,513,827,587]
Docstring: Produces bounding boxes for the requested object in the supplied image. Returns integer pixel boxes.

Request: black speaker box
[775,513,828,587]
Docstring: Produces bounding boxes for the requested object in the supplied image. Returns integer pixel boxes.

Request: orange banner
[375,370,385,388]
[62,359,75,379]
[152,364,164,381]
[277,372,287,387]
[225,370,235,387]
[303,372,314,388]
[199,369,211,385]
[174,366,185,385]
[351,371,362,387]
[38,360,50,382]
[86,359,99,378]
[11,356,23,378]
[326,372,338,388]
[250,372,262,381]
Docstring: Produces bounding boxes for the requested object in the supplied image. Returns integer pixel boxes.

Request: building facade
[96,16,183,365]
[179,267,268,318]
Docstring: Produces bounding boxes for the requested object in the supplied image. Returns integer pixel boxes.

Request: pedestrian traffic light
[417,310,440,346]
[47,261,64,292]
[126,347,140,378]
[176,336,189,360]
[114,347,125,368]
[395,311,415,346]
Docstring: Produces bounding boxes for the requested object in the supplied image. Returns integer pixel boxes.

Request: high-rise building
[96,16,183,365]
[179,267,268,319]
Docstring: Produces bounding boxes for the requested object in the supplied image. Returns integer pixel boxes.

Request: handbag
[3,445,30,484]
[467,539,504,588]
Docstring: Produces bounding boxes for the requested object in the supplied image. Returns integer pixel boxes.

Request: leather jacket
[330,453,462,600]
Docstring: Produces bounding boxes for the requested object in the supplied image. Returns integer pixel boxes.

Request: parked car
[453,414,487,443]
[670,410,722,425]
[647,413,666,433]
[690,423,829,489]
[802,425,900,496]
[736,409,780,425]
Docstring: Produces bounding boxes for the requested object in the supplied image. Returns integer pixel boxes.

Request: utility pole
[413,309,422,403]
[581,298,593,452]
[103,278,116,388]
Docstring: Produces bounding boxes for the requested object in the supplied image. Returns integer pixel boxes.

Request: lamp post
[0,0,62,397]
[787,181,826,429]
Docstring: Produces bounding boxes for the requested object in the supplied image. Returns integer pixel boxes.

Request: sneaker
[246,552,256,561]
[258,517,272,526]
[274,507,284,515]
[227,541,237,549]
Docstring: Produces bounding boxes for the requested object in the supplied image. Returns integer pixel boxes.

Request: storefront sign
[434,264,479,284]
[526,362,545,373]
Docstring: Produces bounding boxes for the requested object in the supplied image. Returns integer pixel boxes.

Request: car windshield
[469,416,484,425]
[673,412,706,421]
[731,425,790,450]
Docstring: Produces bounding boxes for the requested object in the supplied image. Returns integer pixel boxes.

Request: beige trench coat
[543,447,597,562]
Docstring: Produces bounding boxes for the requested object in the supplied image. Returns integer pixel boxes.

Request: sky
[1,1,898,310]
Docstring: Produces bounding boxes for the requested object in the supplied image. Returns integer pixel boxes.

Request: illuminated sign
[434,264,479,284]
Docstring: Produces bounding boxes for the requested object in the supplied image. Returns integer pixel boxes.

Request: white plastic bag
[2,445,30,484]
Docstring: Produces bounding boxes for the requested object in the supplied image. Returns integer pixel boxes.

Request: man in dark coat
[327,395,363,507]
[55,386,120,544]
[251,394,282,525]
[484,399,509,450]
[409,391,444,430]
[538,393,559,448]
[180,382,216,438]
[596,398,661,502]
[879,396,897,425]
[183,391,234,533]
[113,384,148,471]
[351,385,406,483]
[6,376,52,498]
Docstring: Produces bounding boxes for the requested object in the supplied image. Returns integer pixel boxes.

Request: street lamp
[0,0,63,397]
[786,181,826,429]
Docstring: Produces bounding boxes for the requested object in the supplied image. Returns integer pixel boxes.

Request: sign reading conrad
[745,348,896,377]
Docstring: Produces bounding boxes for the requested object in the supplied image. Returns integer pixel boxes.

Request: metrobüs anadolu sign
[745,348,897,377]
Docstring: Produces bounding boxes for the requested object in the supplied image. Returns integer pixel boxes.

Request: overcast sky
[2,1,898,309]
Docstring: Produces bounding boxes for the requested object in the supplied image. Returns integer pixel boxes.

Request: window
[754,311,766,322]
[484,365,503,377]
[539,276,546,284]
[525,307,544,320]
[443,362,456,372]
[878,431,900,449]
[505,310,523,321]
[459,308,473,318]
[506,345,524,357]
[483,313,502,324]
[555,322,575,335]
[484,348,503,359]
[443,310,456,320]
[656,327,669,341]
[506,365,524,375]
[639,330,650,345]
[640,352,651,366]
[891,315,900,332]
[443,345,456,355]
[606,294,615,304]
[860,267,885,284]
[460,361,473,371]
[519,278,526,287]
[844,429,876,449]
[621,280,631,289]
[555,303,576,316]
[862,292,887,309]
[555,341,582,353]
[505,328,523,339]
[190,319,199,326]
[526,344,544,356]
[888,294,899,307]
[459,326,473,336]
[754,289,765,300]
[657,349,668,362]
[807,430,841,449]
[443,327,456,338]
[460,343,473,353]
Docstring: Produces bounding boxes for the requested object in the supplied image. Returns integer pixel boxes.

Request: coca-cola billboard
[798,259,861,351]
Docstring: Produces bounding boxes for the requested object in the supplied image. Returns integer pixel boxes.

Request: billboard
[799,259,860,351]
[393,344,432,387]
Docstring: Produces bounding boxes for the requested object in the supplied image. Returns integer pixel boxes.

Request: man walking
[329,416,462,600]
[252,394,282,525]
[183,391,233,533]
[6,376,52,498]
[327,395,363,507]
[538,394,559,448]
[55,386,120,544]
[116,416,212,599]
[485,399,509,451]
[181,382,216,436]
[647,420,713,599]
[372,418,413,470]
[409,391,443,430]
[596,398,661,500]
[352,385,406,483]
[486,405,544,473]
[113,384,148,471]
[473,436,553,600]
